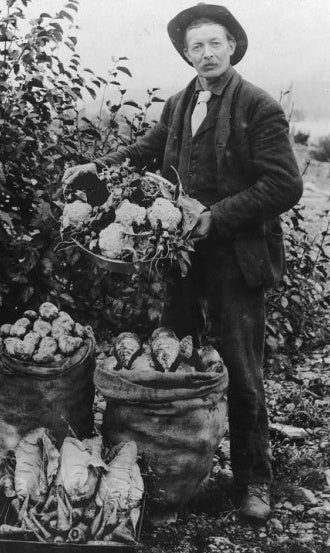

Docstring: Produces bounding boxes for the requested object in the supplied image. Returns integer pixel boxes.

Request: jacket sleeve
[93,99,171,169]
[210,96,303,237]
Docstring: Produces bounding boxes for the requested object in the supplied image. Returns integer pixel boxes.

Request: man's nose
[202,44,214,58]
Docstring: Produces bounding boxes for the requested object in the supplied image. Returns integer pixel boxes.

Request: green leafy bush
[0,0,163,329]
[310,135,330,162]
[293,131,310,146]
[265,206,330,356]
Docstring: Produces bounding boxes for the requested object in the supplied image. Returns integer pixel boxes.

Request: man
[63,4,303,521]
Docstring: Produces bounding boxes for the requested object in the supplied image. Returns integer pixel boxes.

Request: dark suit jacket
[96,68,303,288]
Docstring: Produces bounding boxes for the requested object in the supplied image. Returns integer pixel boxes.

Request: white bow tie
[191,90,212,137]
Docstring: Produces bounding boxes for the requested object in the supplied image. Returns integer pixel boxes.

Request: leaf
[117,66,132,77]
[86,86,96,99]
[65,3,79,11]
[58,10,74,22]
[123,100,141,109]
[151,96,165,103]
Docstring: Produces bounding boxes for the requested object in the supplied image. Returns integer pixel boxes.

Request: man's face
[184,23,236,80]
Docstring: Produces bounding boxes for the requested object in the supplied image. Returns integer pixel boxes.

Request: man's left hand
[190,211,213,241]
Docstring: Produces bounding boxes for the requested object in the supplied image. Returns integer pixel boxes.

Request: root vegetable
[23,310,38,321]
[57,437,107,505]
[32,349,55,364]
[38,337,58,355]
[73,322,86,338]
[15,318,31,330]
[15,428,59,505]
[198,345,224,373]
[39,303,59,321]
[0,524,33,538]
[128,463,144,508]
[114,332,141,369]
[151,328,181,372]
[0,324,12,337]
[24,331,41,349]
[10,324,27,338]
[58,335,83,356]
[96,441,137,511]
[101,356,118,373]
[130,352,156,372]
[67,526,87,544]
[14,339,36,361]
[112,518,136,544]
[4,337,19,356]
[56,490,71,533]
[33,320,52,337]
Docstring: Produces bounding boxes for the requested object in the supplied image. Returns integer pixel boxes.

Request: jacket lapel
[214,69,242,177]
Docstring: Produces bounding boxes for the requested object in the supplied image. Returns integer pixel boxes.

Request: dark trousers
[161,236,272,485]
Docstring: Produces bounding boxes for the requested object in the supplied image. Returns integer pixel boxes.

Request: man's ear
[183,48,192,63]
[229,38,236,55]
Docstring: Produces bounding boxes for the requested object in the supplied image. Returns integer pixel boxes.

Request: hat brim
[167,4,248,66]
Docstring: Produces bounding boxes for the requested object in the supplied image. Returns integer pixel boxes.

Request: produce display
[61,160,205,276]
[101,327,226,374]
[0,428,143,545]
[0,302,92,364]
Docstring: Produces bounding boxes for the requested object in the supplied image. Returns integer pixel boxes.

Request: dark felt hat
[167,3,248,66]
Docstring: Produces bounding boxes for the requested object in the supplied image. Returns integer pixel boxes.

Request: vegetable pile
[0,302,92,364]
[101,327,226,374]
[0,428,143,545]
[61,160,205,276]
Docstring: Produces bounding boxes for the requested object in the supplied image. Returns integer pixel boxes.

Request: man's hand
[62,162,98,186]
[190,211,213,242]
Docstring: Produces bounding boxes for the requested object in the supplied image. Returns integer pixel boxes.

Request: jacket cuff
[210,203,232,238]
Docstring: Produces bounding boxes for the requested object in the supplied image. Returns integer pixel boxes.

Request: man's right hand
[62,162,98,186]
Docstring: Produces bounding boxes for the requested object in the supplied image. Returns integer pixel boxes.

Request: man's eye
[192,45,201,51]
[212,42,221,47]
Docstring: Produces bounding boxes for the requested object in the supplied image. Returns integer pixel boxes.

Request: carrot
[39,509,57,524]
[90,504,104,538]
[29,511,52,541]
[0,524,33,538]
[22,513,46,542]
[112,518,136,545]
[56,490,71,533]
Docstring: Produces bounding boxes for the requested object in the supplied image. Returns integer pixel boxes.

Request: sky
[24,0,330,116]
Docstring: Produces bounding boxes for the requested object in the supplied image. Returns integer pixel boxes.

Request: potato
[24,331,41,349]
[51,320,71,339]
[58,335,83,355]
[33,350,55,364]
[14,339,35,361]
[0,324,12,337]
[33,319,52,337]
[15,318,31,330]
[73,322,86,338]
[39,302,59,321]
[10,324,27,338]
[38,337,58,355]
[23,310,38,321]
[4,337,21,356]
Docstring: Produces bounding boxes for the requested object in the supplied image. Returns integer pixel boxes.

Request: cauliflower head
[115,200,146,229]
[147,198,182,232]
[98,223,133,259]
[62,200,92,228]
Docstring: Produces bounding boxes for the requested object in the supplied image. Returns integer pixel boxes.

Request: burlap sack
[0,338,95,456]
[95,365,228,509]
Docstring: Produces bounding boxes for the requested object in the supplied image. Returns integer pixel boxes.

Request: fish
[150,327,181,372]
[114,332,141,369]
